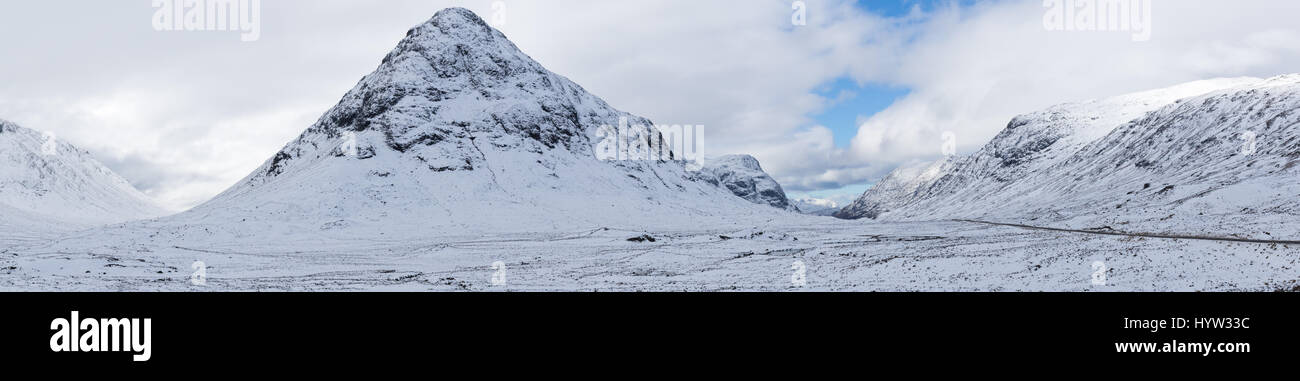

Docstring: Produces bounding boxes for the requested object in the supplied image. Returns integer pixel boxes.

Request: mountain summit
[172,8,776,236]
[247,7,613,182]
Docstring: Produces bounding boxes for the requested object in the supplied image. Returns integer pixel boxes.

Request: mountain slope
[838,75,1300,238]
[834,158,954,219]
[998,74,1300,235]
[0,119,166,233]
[792,198,840,216]
[837,77,1260,220]
[60,8,779,246]
[701,155,798,212]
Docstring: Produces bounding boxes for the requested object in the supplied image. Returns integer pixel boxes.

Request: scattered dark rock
[627,234,656,243]
[265,151,293,176]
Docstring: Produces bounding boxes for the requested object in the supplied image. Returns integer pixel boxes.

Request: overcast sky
[2,0,1299,211]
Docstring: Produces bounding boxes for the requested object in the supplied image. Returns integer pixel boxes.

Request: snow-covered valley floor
[3,219,1296,292]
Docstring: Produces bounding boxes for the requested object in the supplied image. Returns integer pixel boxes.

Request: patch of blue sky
[811,76,909,148]
[790,1,979,201]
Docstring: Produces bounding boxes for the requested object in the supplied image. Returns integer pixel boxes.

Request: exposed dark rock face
[240,8,664,188]
[191,8,781,233]
[701,155,798,212]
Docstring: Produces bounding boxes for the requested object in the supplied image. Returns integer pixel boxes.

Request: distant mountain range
[0,119,165,237]
[836,75,1300,238]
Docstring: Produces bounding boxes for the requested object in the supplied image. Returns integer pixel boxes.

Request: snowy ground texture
[3,217,1297,292]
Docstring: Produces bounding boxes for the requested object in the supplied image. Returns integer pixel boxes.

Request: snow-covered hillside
[839,77,1259,221]
[792,198,839,216]
[701,155,798,212]
[838,76,1300,239]
[0,119,165,234]
[835,158,954,220]
[34,8,782,250]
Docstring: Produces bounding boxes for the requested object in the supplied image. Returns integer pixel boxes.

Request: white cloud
[1,0,1298,210]
[1,0,894,210]
[846,0,1300,176]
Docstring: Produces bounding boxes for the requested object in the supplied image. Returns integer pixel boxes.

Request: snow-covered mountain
[834,158,954,220]
[837,77,1261,221]
[0,119,166,234]
[700,155,798,212]
[837,75,1300,238]
[791,198,839,216]
[59,8,779,246]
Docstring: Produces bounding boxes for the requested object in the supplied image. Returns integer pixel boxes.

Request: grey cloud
[5,0,1297,210]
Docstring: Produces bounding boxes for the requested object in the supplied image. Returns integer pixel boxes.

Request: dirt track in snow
[956,220,1300,245]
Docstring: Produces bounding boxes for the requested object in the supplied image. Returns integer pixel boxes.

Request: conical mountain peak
[409,7,496,42]
[193,7,773,235]
[381,7,516,66]
[252,7,637,184]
